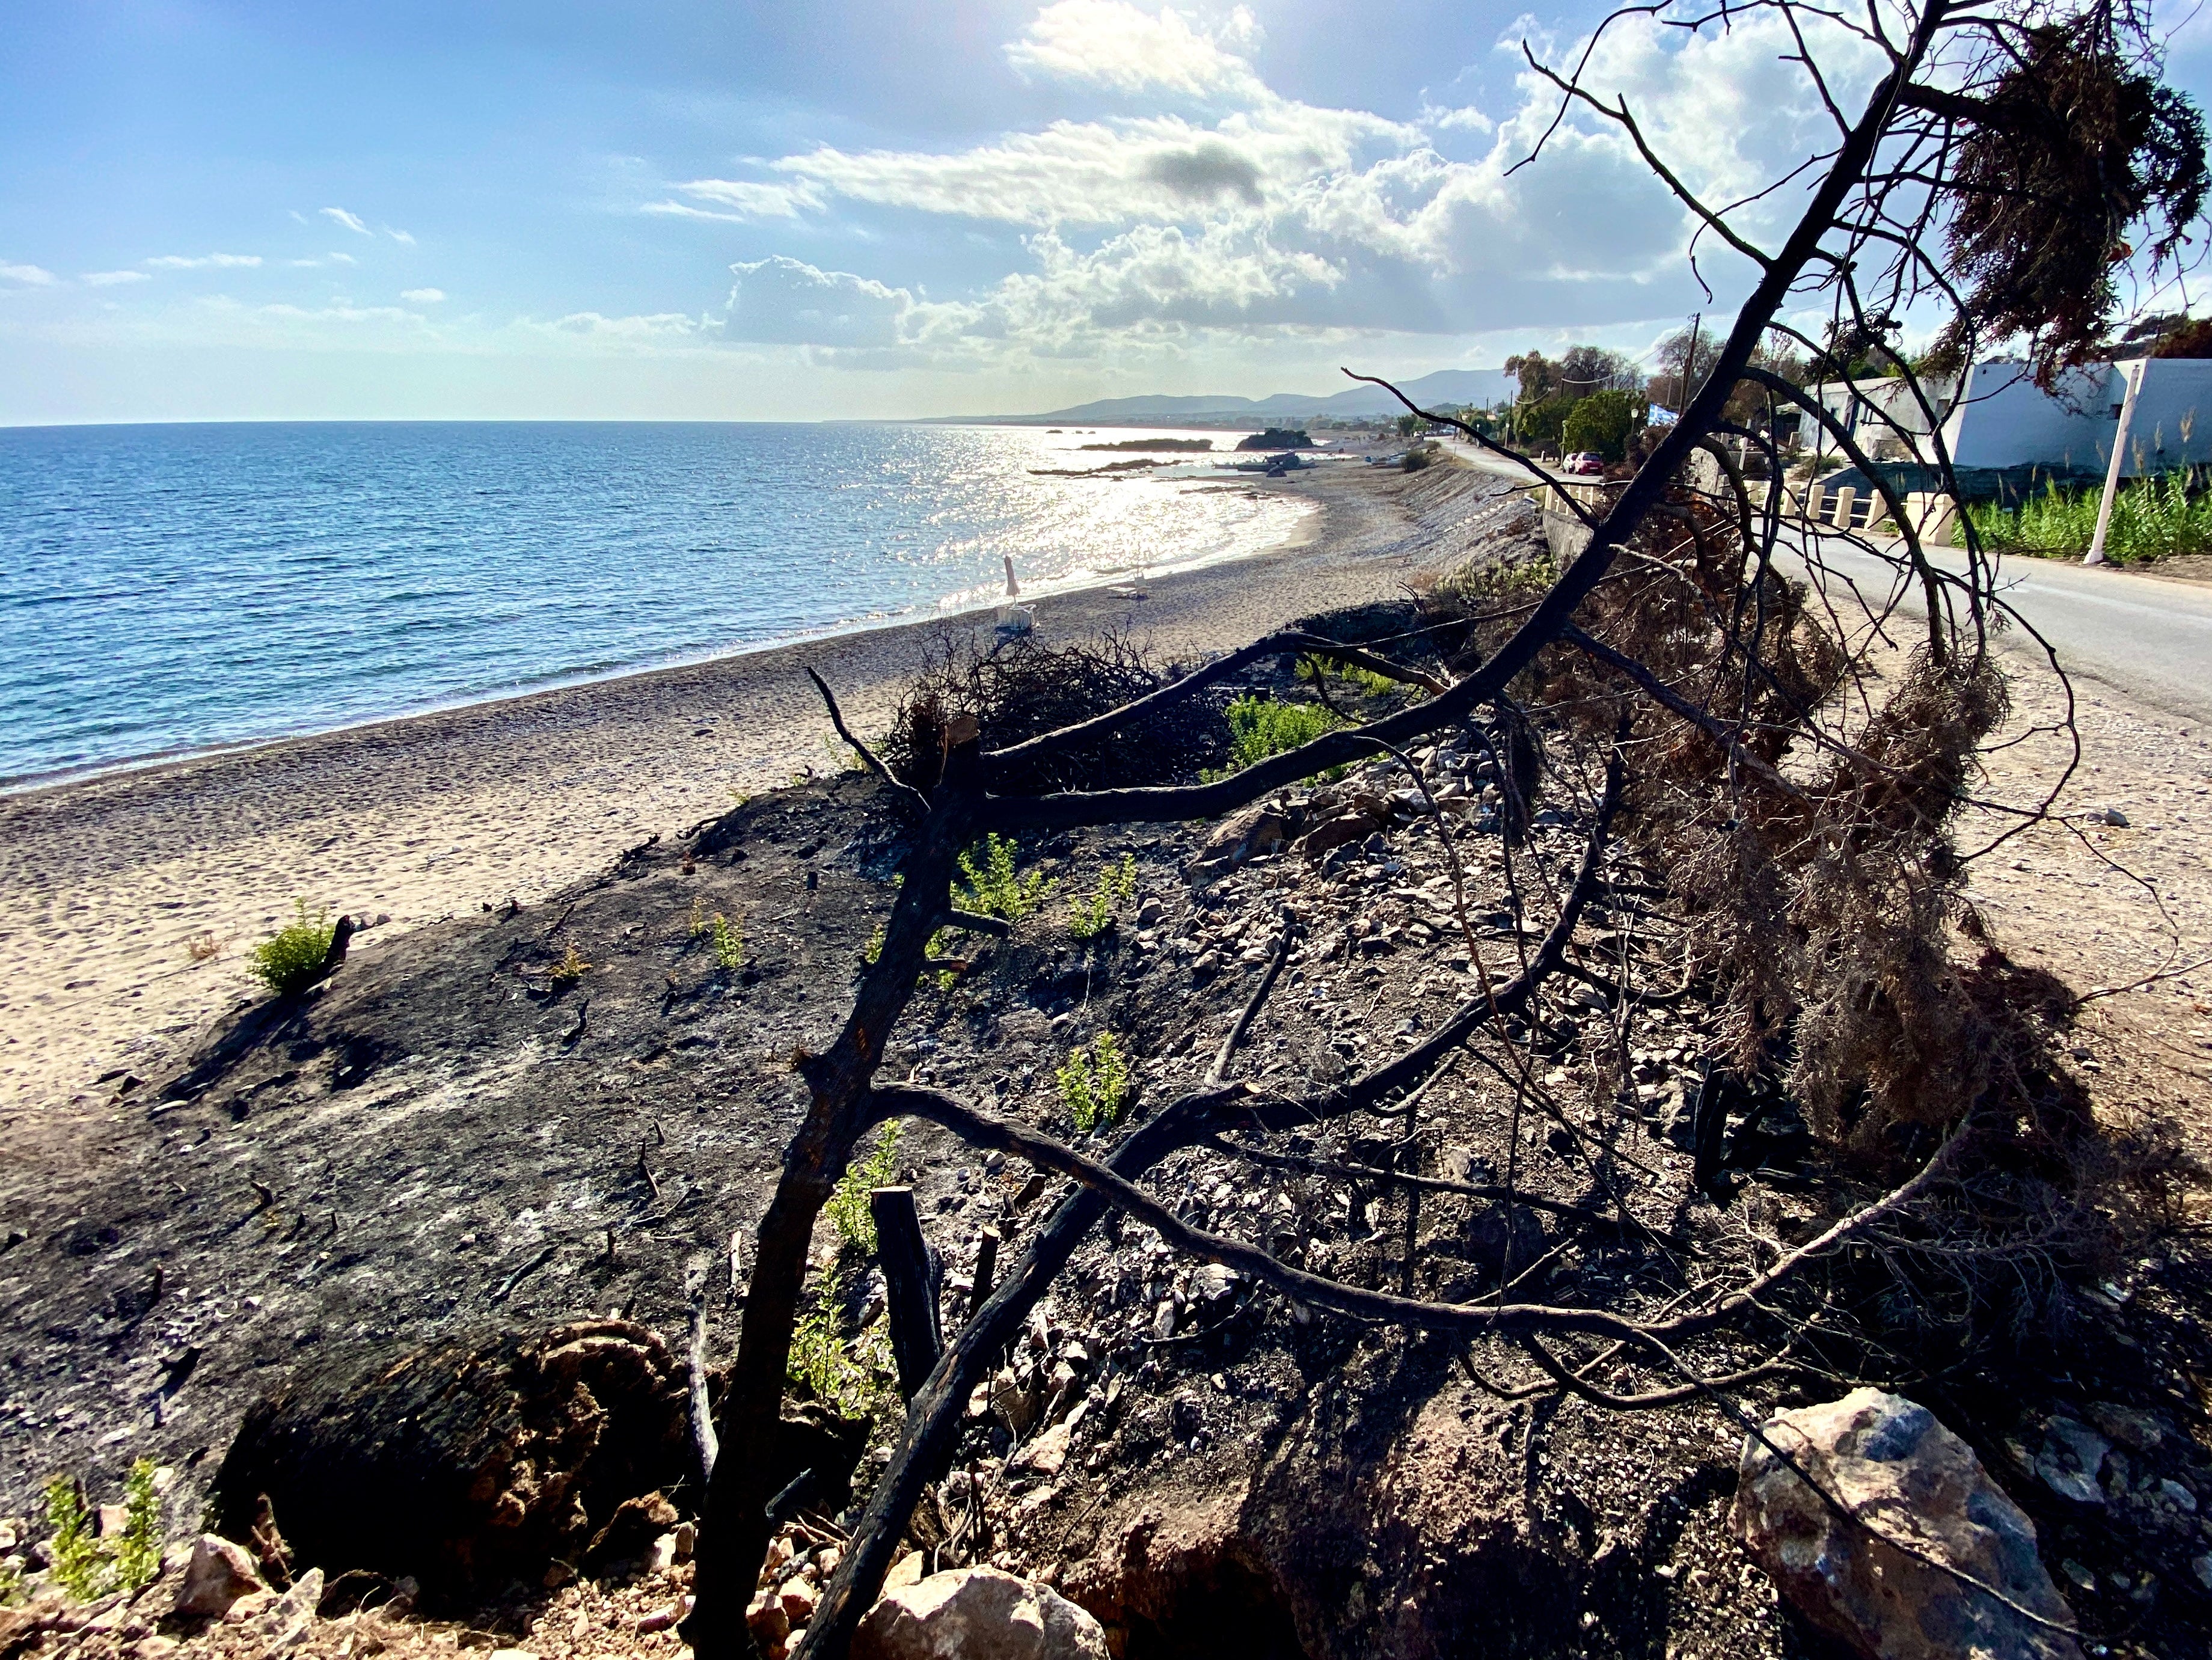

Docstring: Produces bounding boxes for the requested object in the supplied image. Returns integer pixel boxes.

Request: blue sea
[0,422,1309,786]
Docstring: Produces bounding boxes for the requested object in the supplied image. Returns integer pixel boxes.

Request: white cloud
[83,269,150,286]
[660,178,826,221]
[320,206,372,236]
[146,253,263,269]
[400,287,446,303]
[2,262,59,285]
[694,0,1879,363]
[726,256,913,348]
[545,311,712,338]
[385,227,416,245]
[1006,1,1266,102]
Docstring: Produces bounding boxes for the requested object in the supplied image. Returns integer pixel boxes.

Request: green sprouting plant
[1069,854,1139,941]
[953,833,1055,922]
[0,1557,22,1606]
[826,1121,902,1252]
[1203,694,1343,782]
[862,923,886,965]
[1964,467,2212,563]
[550,943,590,984]
[247,900,335,994]
[786,1304,898,1420]
[1056,1032,1132,1133]
[1296,657,1403,699]
[116,1460,162,1590]
[711,913,744,972]
[41,1462,161,1600]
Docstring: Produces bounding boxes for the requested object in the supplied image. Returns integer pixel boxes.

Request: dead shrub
[882,630,1233,796]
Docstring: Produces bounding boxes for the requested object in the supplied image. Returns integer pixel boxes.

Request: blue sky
[5,1,2210,423]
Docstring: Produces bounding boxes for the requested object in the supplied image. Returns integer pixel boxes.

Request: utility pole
[1679,312,1702,412]
[2086,357,2146,566]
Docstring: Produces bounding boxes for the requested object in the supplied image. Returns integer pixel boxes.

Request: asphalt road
[1426,438,2211,721]
[1806,539,2212,727]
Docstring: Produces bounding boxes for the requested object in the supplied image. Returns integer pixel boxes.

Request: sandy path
[0,464,1515,1130]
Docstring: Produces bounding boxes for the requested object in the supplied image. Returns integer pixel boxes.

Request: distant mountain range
[930,369,1515,426]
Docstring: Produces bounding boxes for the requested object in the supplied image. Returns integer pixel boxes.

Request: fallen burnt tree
[681,2,2210,1654]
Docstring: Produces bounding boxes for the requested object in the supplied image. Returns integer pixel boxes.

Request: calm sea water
[0,421,1308,785]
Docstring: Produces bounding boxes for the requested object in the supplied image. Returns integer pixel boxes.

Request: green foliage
[1560,389,1649,462]
[1069,854,1139,942]
[1056,1032,1132,1133]
[1297,657,1402,699]
[42,1462,161,1601]
[954,833,1054,922]
[711,913,744,972]
[1205,694,1342,781]
[1402,443,1435,472]
[786,1303,898,1420]
[826,1121,901,1253]
[247,900,334,994]
[861,923,886,965]
[1965,469,2212,562]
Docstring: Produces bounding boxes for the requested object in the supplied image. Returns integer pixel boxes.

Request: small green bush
[712,913,744,972]
[1057,1032,1132,1133]
[1297,657,1403,699]
[954,833,1055,922]
[247,901,334,994]
[1204,694,1342,781]
[826,1121,902,1252]
[1069,854,1139,942]
[42,1460,162,1600]
[786,1303,898,1420]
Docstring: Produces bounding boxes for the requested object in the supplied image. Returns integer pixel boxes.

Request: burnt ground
[6,619,2212,1659]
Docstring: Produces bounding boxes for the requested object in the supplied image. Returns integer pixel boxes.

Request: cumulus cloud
[83,269,149,286]
[1005,1,1265,101]
[726,256,914,348]
[2,261,58,285]
[146,253,263,269]
[400,287,446,303]
[320,206,372,235]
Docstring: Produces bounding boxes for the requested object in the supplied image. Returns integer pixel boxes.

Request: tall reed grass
[1965,467,2212,563]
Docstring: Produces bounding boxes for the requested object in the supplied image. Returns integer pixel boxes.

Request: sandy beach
[0,463,1527,1133]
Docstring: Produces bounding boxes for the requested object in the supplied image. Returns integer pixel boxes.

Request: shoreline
[0,466,1326,800]
[0,464,1508,1132]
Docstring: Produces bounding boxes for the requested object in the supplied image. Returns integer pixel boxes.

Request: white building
[1938,357,2212,476]
[1804,356,2212,477]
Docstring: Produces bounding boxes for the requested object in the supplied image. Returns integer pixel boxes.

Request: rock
[747,1590,791,1649]
[779,1576,819,1625]
[2036,1417,2111,1505]
[175,1534,267,1618]
[853,1567,1109,1660]
[1294,812,1375,859]
[1186,804,1296,887]
[886,1552,925,1591]
[1732,1388,2082,1660]
[257,1566,323,1652]
[1135,900,1164,927]
[1018,1421,1073,1478]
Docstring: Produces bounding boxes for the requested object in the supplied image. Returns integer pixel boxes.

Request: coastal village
[7,4,2212,1660]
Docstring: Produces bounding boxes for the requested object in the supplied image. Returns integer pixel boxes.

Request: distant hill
[933,369,1515,426]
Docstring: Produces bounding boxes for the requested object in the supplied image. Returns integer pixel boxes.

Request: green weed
[1965,468,2212,563]
[247,901,334,994]
[711,913,744,972]
[953,833,1055,922]
[826,1121,902,1252]
[862,923,886,965]
[41,1461,162,1601]
[550,943,590,984]
[1297,657,1403,698]
[1203,694,1343,782]
[1069,854,1139,942]
[1056,1032,1132,1133]
[786,1304,898,1420]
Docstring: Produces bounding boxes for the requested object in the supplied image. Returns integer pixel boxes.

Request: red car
[1561,452,1606,477]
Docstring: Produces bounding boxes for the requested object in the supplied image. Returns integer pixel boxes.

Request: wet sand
[0,464,1522,1126]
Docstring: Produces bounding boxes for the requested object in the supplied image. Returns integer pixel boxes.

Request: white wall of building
[1940,358,2212,474]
